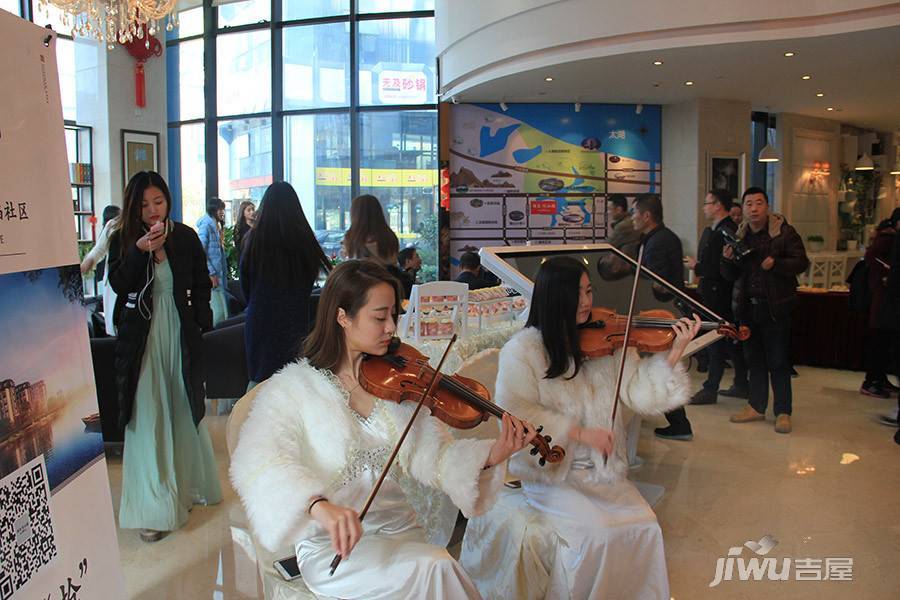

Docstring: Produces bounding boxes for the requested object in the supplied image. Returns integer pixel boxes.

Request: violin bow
[329,334,459,576]
[605,243,645,465]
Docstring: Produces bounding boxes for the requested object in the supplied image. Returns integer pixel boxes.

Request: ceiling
[452,25,900,132]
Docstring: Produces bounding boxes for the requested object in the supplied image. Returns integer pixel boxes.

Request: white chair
[226,384,320,600]
[401,281,469,343]
[805,255,829,288]
[828,256,847,288]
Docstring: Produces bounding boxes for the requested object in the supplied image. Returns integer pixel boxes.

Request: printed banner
[0,12,125,599]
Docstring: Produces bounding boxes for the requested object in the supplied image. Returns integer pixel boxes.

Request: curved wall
[437,0,900,97]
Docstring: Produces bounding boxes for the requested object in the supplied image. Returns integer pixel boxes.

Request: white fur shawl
[229,360,505,552]
[495,327,689,485]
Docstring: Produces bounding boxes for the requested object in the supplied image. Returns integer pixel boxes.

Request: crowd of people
[78,169,898,597]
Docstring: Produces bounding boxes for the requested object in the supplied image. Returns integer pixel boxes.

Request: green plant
[841,166,883,244]
[223,225,239,280]
[77,241,93,262]
[415,214,439,282]
[806,235,824,243]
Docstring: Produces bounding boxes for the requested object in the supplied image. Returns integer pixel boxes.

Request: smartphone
[273,556,302,581]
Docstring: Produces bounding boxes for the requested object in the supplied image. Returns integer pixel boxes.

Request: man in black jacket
[722,187,809,434]
[632,194,694,441]
[683,190,748,404]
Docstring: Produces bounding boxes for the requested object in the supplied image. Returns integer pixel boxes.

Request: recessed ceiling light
[784,51,795,57]
[653,60,663,66]
[544,76,553,82]
[816,92,825,97]
[826,107,834,111]
[801,75,811,80]
[684,81,694,86]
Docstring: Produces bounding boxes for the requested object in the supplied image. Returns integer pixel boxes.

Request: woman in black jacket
[240,181,332,387]
[108,171,221,542]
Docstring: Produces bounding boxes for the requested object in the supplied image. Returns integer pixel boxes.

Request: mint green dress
[118,260,222,531]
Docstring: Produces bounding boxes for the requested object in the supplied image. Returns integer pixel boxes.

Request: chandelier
[39,0,180,48]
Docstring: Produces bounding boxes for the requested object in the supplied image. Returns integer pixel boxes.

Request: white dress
[459,327,690,600]
[229,360,507,600]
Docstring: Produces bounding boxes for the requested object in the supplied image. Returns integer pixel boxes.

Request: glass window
[283,0,349,21]
[358,17,435,106]
[359,110,437,279]
[358,0,434,12]
[217,30,271,116]
[170,124,207,228]
[56,38,76,121]
[166,39,204,121]
[218,117,272,216]
[0,0,20,16]
[218,0,270,28]
[284,113,351,245]
[167,7,204,40]
[33,3,73,35]
[283,22,350,110]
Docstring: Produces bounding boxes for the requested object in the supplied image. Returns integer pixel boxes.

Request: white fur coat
[495,327,689,485]
[229,360,505,553]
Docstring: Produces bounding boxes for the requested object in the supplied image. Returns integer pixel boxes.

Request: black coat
[721,213,809,321]
[880,233,900,331]
[695,216,738,316]
[641,224,685,289]
[108,222,213,430]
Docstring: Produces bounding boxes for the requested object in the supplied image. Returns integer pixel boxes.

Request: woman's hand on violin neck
[667,314,703,367]
[310,501,362,559]
[569,425,614,457]
[486,413,538,468]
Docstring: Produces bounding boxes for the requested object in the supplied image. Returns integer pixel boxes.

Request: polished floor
[107,366,900,599]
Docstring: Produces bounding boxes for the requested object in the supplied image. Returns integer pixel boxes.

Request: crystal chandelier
[39,0,180,49]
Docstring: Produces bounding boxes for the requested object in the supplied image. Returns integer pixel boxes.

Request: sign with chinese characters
[0,12,125,599]
[377,69,428,104]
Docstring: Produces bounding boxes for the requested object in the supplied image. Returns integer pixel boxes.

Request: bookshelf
[65,123,95,297]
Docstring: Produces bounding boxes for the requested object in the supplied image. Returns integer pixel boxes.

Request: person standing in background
[233,200,256,252]
[342,194,400,267]
[197,197,229,326]
[396,246,422,298]
[597,194,642,280]
[723,187,809,434]
[81,204,122,336]
[632,194,695,441]
[240,182,332,388]
[683,190,749,404]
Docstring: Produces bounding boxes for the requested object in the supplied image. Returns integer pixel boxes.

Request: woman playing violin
[230,259,536,599]
[461,255,701,599]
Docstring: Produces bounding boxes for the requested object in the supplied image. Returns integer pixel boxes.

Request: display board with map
[448,103,661,276]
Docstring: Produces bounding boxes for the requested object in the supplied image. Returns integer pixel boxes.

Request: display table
[791,289,868,371]
[404,321,524,375]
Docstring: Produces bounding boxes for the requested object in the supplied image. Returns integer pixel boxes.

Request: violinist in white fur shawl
[230,260,538,600]
[460,256,700,600]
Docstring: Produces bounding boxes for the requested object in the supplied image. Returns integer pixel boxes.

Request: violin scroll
[527,425,566,466]
[715,322,751,341]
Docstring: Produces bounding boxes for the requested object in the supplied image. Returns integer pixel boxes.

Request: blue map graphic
[479,124,520,157]
[512,146,542,163]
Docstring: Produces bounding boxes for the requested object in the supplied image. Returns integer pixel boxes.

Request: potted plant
[806,235,825,252]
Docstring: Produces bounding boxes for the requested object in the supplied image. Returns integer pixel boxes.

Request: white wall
[437,0,900,96]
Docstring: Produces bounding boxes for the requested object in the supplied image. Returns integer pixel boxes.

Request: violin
[578,307,750,358]
[360,338,566,466]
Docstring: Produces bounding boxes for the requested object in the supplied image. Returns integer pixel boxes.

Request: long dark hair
[242,182,331,285]
[119,171,171,258]
[343,194,399,261]
[206,197,225,222]
[526,256,588,379]
[303,260,401,372]
[234,199,255,248]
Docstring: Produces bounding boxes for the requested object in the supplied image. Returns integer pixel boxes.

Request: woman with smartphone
[108,171,222,543]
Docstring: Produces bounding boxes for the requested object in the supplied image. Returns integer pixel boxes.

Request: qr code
[0,457,57,599]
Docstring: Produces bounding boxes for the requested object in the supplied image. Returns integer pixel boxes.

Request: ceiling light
[816,92,824,97]
[826,107,834,111]
[544,76,553,82]
[574,102,581,112]
[499,101,508,111]
[758,144,779,162]
[784,51,795,57]
[855,153,874,171]
[889,161,900,175]
[636,104,643,114]
[684,81,694,86]
[801,75,811,80]
[653,60,663,66]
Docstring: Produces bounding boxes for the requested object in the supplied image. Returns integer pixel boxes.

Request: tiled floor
[107,366,900,599]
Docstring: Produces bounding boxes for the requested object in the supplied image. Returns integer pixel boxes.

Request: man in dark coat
[683,189,748,404]
[722,187,809,434]
[632,194,694,441]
